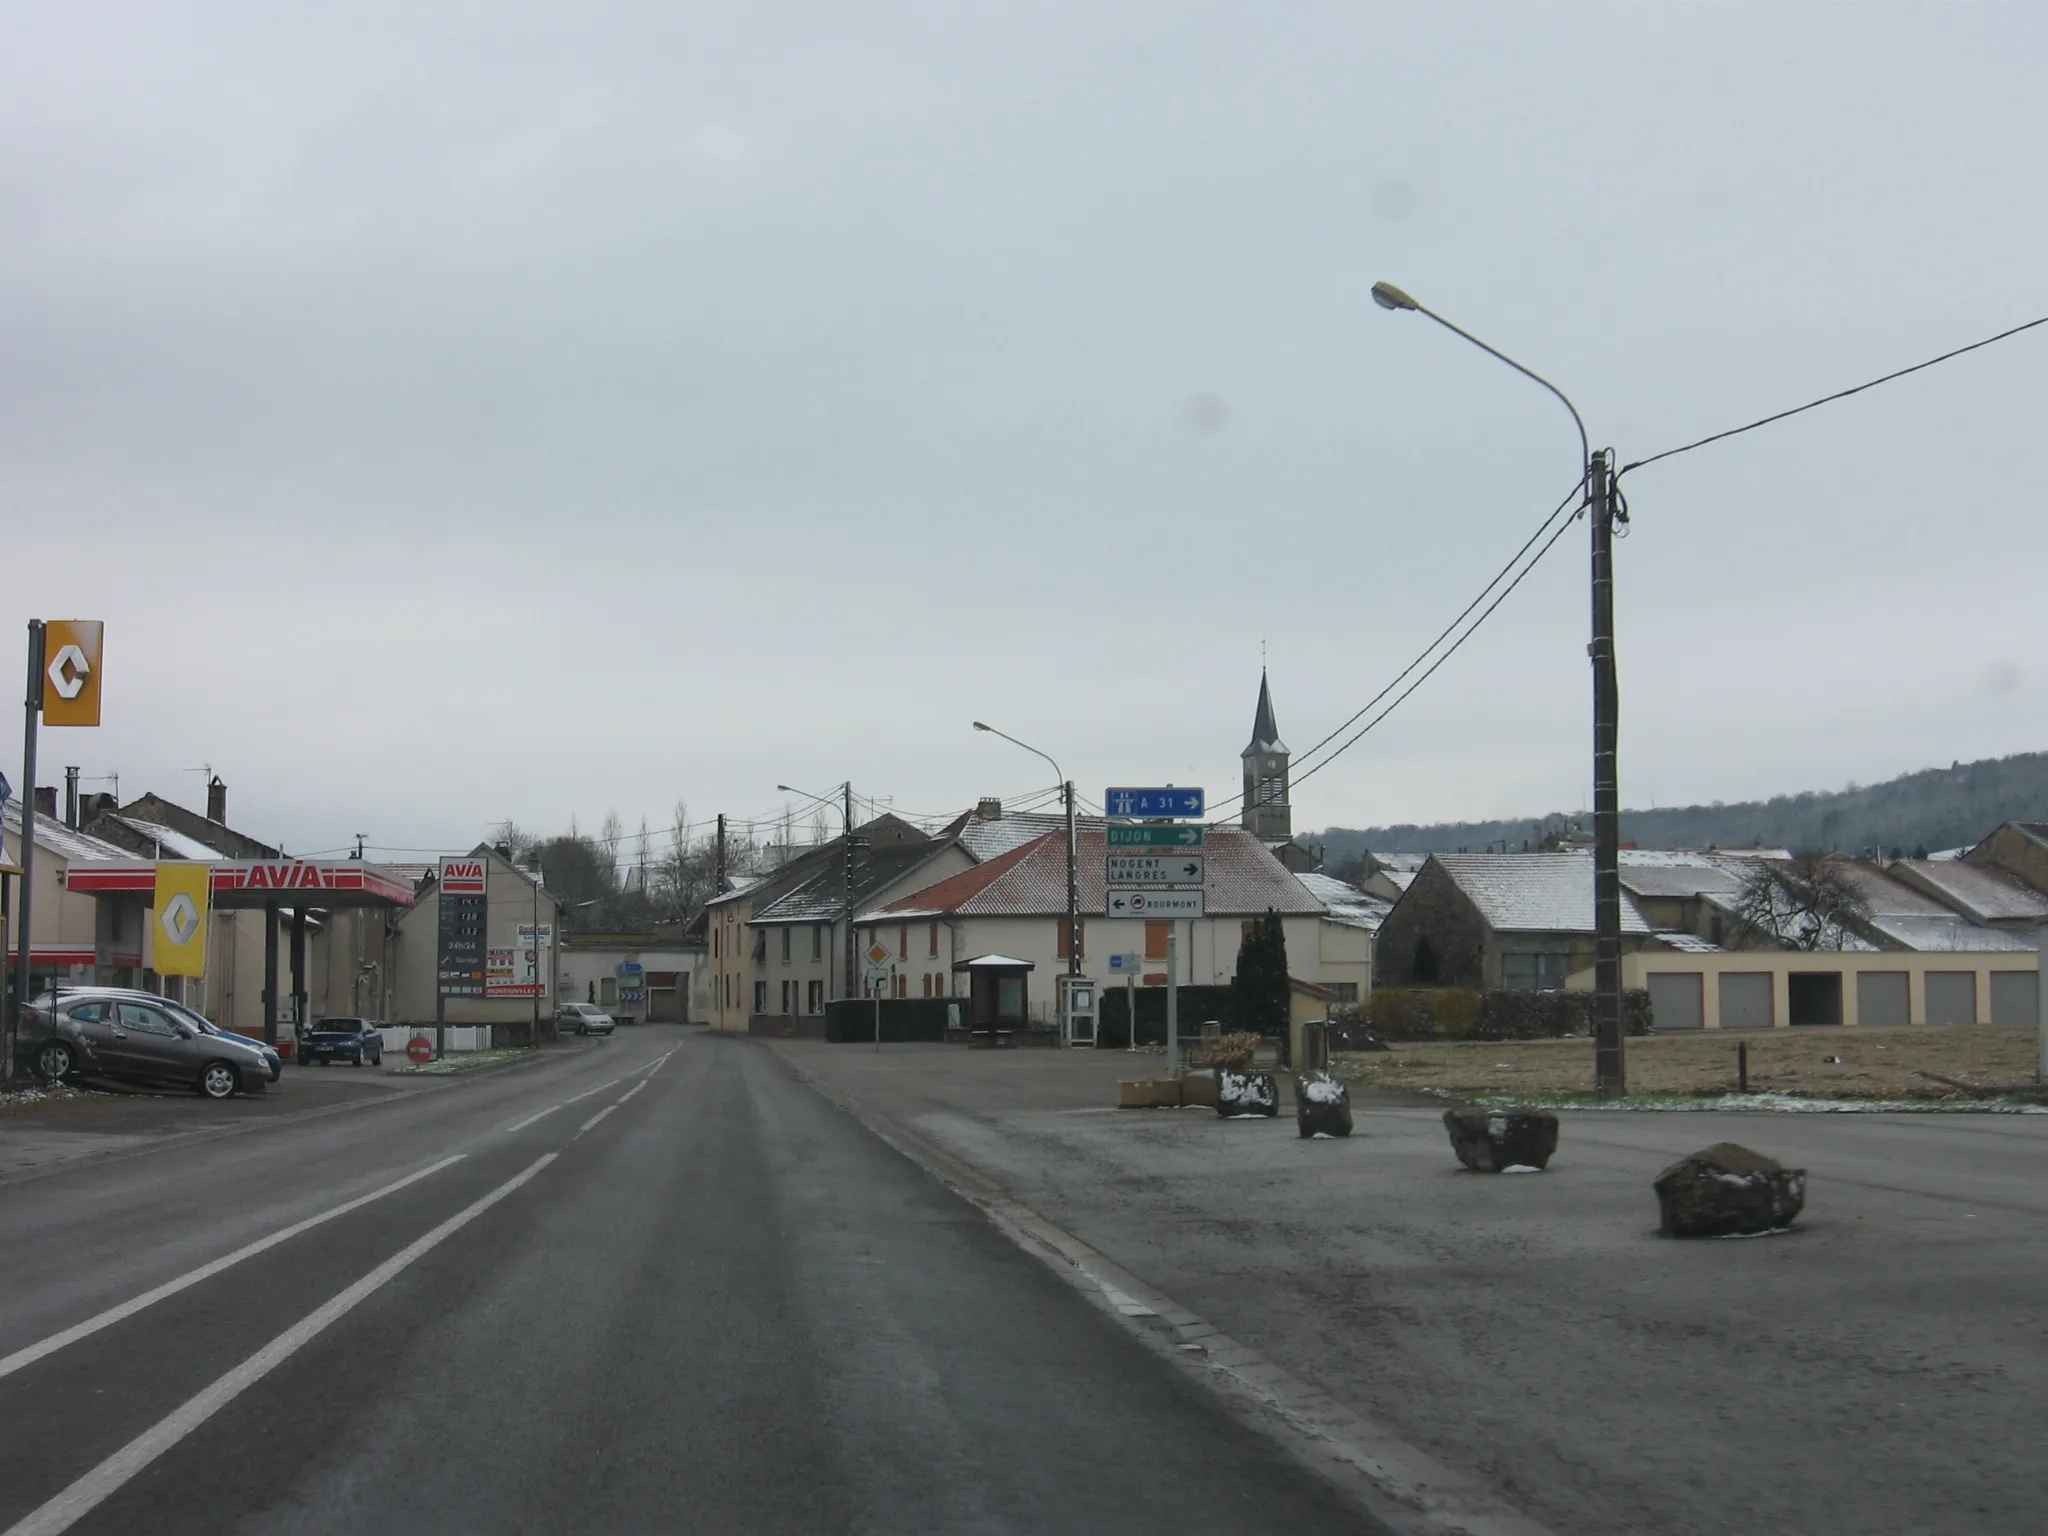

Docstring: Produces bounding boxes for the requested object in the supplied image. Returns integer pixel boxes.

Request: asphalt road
[0,1027,1381,1535]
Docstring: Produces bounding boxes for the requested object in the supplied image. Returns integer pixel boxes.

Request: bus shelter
[951,953,1034,1048]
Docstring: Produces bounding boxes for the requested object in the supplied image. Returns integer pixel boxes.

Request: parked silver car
[554,1003,616,1036]
[20,988,276,1099]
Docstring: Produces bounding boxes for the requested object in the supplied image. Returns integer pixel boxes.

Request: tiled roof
[1615,851,1753,900]
[1293,872,1392,931]
[1430,852,1657,935]
[753,841,954,924]
[109,816,228,861]
[2,802,131,864]
[953,810,1071,862]
[1891,858,2048,925]
[1833,862,2032,951]
[1652,931,1724,954]
[877,825,1322,920]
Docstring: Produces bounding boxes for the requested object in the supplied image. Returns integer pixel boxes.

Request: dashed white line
[640,1048,677,1078]
[617,1080,648,1105]
[3,1153,556,1536]
[578,1105,618,1136]
[561,1077,621,1107]
[501,1104,562,1134]
[0,1155,465,1384]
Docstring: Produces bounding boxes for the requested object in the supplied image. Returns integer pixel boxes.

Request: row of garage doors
[1646,969,2039,1030]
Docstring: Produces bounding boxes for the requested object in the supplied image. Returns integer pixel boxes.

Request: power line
[1621,312,2048,478]
[1203,471,1591,823]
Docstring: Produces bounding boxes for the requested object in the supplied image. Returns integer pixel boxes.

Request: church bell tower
[1240,670,1291,842]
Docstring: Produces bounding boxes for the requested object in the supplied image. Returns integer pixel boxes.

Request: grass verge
[388,1047,536,1076]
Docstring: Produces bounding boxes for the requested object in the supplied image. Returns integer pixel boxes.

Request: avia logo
[47,644,91,700]
[245,863,326,890]
[159,893,202,946]
[441,861,487,893]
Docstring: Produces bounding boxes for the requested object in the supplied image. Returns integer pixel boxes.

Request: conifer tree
[1231,909,1291,1037]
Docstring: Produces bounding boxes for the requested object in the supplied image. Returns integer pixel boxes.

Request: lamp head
[972,721,992,732]
[775,784,795,793]
[1371,281,1419,312]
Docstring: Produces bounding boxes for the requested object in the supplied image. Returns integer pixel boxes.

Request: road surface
[0,1028,1380,1535]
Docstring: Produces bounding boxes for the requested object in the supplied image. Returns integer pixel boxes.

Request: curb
[764,1040,1553,1536]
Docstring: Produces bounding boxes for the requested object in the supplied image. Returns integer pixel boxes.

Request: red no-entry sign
[407,1034,434,1065]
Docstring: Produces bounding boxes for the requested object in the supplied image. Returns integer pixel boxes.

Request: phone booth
[1061,976,1097,1047]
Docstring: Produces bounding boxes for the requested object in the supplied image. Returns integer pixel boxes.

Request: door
[111,1000,196,1081]
[61,999,121,1070]
[1718,973,1774,1030]
[1647,972,1703,1031]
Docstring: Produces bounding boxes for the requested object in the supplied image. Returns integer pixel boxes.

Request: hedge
[824,998,955,1044]
[1348,986,1655,1043]
[1097,985,1237,1048]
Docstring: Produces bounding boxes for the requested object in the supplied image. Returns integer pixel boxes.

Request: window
[894,973,907,998]
[921,973,931,997]
[1057,918,1085,959]
[1331,982,1358,1004]
[807,980,824,1013]
[781,928,791,962]
[713,928,719,958]
[812,925,823,960]
[751,932,767,962]
[1144,921,1169,960]
[118,1001,177,1036]
[929,922,939,957]
[753,981,768,1014]
[899,924,909,959]
[1500,953,1569,992]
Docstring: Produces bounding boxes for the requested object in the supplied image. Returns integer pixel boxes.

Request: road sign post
[1166,923,1179,1078]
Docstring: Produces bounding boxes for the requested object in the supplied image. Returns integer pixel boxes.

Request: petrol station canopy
[65,859,419,909]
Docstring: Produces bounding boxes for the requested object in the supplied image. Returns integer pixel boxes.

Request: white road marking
[640,1048,677,1078]
[3,1154,556,1536]
[500,1104,561,1134]
[561,1077,621,1107]
[617,1080,648,1105]
[577,1105,617,1136]
[0,1155,465,1384]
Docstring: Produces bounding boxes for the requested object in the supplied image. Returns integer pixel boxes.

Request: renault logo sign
[48,644,91,699]
[160,892,202,946]
[40,619,105,727]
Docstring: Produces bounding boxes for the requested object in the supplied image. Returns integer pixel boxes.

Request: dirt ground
[1333,1024,2041,1100]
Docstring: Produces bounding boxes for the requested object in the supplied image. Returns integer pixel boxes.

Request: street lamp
[972,722,1082,1007]
[778,781,857,1007]
[1373,280,1626,1097]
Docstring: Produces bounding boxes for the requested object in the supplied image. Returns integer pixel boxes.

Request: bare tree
[1727,853,1874,950]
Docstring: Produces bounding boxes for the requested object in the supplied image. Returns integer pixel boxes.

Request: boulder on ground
[1654,1142,1806,1237]
[1216,1070,1279,1118]
[1294,1071,1354,1138]
[1442,1107,1558,1171]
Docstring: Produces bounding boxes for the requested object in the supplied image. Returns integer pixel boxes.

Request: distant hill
[1309,751,2048,866]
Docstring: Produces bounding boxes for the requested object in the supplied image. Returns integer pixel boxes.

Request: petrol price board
[1104,853,1204,887]
[437,855,486,997]
[1104,824,1204,849]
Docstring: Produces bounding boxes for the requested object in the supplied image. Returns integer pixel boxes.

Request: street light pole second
[1372,280,1625,1097]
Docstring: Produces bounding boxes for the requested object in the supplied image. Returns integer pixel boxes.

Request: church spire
[1244,668,1285,756]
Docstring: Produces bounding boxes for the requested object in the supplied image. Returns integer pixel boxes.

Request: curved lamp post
[972,723,1082,990]
[1372,280,1625,1097]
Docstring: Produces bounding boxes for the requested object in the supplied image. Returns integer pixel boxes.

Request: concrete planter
[1179,1069,1221,1107]
[1118,1079,1184,1109]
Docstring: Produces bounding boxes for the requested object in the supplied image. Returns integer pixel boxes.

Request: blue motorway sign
[1104,787,1204,819]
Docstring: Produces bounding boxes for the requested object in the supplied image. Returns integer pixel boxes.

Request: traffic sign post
[1104,853,1204,888]
[1106,889,1204,918]
[1105,824,1204,849]
[1105,787,1204,819]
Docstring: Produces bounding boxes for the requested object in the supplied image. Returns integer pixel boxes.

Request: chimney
[64,766,80,829]
[206,775,228,824]
[976,798,1003,821]
[81,791,118,823]
[34,786,57,819]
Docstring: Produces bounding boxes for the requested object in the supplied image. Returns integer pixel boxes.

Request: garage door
[1719,972,1774,1030]
[1989,971,2038,1026]
[1648,972,1704,1031]
[1924,971,1977,1025]
[1856,971,1909,1027]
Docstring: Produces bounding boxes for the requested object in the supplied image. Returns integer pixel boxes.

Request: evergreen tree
[1231,909,1291,1037]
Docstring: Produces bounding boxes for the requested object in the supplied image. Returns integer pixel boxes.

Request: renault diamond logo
[160,893,202,946]
[48,644,91,700]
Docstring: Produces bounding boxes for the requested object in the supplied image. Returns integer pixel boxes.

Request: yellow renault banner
[152,861,210,977]
[42,619,105,727]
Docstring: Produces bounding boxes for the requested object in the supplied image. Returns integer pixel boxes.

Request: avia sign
[439,859,488,895]
[242,863,335,890]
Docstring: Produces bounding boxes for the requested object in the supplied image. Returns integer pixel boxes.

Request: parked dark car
[19,988,276,1099]
[300,1018,385,1067]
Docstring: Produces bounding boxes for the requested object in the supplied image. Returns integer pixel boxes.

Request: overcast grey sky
[4,1,2043,859]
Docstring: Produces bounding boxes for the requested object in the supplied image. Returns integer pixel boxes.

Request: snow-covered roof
[1889,858,2048,926]
[2,801,132,863]
[953,810,1070,862]
[1294,871,1392,931]
[1430,852,1657,935]
[1700,890,1879,951]
[1615,850,1755,900]
[107,815,227,861]
[1652,931,1724,954]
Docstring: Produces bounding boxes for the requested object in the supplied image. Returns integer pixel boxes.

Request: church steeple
[1240,669,1291,841]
